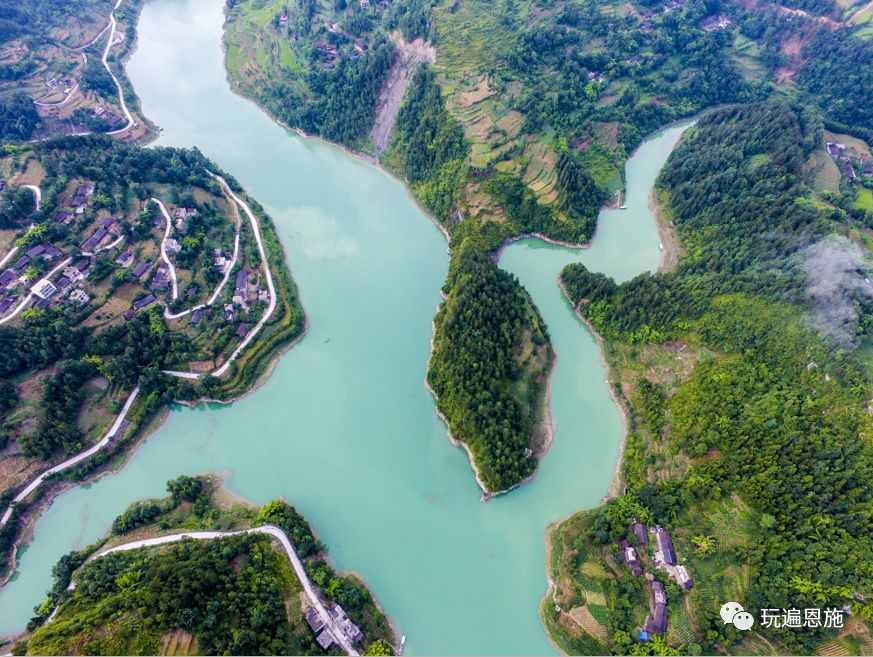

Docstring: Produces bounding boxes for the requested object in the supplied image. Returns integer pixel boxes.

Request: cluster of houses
[304,603,364,651]
[639,0,731,33]
[0,242,70,315]
[93,106,127,130]
[618,521,694,642]
[826,141,873,181]
[700,14,733,31]
[45,76,73,90]
[82,217,120,253]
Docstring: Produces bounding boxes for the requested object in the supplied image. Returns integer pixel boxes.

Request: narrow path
[75,22,111,52]
[89,525,359,656]
[0,387,140,526]
[164,194,242,320]
[0,256,73,325]
[163,173,277,379]
[102,0,136,136]
[151,198,179,301]
[34,83,80,108]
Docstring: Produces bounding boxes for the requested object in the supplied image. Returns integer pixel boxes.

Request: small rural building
[305,607,325,633]
[116,251,134,267]
[643,581,668,635]
[190,308,203,326]
[0,269,16,289]
[654,527,677,565]
[236,323,250,338]
[133,294,156,311]
[133,261,151,279]
[674,564,694,590]
[32,279,58,300]
[12,255,30,272]
[316,630,335,650]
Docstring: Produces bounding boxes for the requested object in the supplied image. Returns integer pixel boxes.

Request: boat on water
[399,634,408,655]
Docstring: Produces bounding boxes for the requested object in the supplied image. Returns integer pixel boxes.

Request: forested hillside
[20,478,394,656]
[551,102,873,655]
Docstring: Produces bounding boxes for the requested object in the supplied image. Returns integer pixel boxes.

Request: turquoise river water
[0,0,690,652]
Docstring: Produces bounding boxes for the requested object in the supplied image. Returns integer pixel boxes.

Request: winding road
[87,525,359,656]
[164,173,277,380]
[23,185,41,211]
[152,198,180,301]
[163,196,241,320]
[0,387,140,526]
[103,0,136,136]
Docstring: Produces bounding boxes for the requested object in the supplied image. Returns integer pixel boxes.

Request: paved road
[103,0,135,136]
[0,387,140,526]
[23,185,41,211]
[152,198,179,300]
[164,174,278,380]
[164,211,240,320]
[92,525,359,655]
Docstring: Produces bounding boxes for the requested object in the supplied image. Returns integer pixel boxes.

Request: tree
[365,639,392,655]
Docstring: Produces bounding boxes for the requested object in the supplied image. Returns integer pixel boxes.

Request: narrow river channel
[0,0,690,652]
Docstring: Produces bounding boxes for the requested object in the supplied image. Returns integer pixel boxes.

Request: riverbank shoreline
[557,278,629,501]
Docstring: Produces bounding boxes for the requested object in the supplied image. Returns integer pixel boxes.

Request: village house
[133,294,156,311]
[165,238,182,255]
[0,297,16,315]
[0,269,17,290]
[235,322,250,338]
[653,526,677,566]
[224,303,235,323]
[329,603,364,644]
[81,227,109,253]
[619,539,643,576]
[214,249,232,274]
[53,209,73,224]
[69,288,89,305]
[132,261,151,280]
[305,607,325,633]
[316,630,336,651]
[32,279,58,300]
[700,14,732,30]
[151,264,171,292]
[827,142,847,159]
[55,275,71,293]
[26,243,62,262]
[640,580,668,638]
[360,0,371,8]
[116,251,134,267]
[76,258,92,276]
[190,308,203,326]
[71,183,94,214]
[12,255,30,273]
[233,268,250,307]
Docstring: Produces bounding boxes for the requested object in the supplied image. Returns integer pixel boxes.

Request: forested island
[13,475,395,656]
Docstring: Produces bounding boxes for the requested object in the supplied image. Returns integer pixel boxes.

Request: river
[0,0,690,652]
